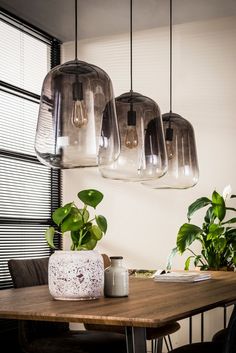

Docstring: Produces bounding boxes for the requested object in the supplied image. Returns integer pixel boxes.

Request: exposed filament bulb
[71,100,88,128]
[166,140,174,159]
[71,81,88,128]
[165,125,174,159]
[125,107,138,149]
[125,126,138,149]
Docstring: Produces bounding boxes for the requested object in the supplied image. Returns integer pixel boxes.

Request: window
[0,9,61,290]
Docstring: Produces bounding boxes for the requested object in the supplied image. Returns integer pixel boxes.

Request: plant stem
[186,247,206,266]
[78,227,90,247]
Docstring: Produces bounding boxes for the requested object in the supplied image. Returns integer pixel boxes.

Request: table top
[0,271,236,328]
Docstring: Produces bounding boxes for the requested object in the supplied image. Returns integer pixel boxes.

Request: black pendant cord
[127,0,136,125]
[130,0,133,97]
[75,0,78,60]
[169,0,173,114]
[166,0,173,138]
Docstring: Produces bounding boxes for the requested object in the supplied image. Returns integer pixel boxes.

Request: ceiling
[0,0,236,42]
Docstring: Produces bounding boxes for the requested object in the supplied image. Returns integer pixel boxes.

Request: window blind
[0,9,61,291]
[0,16,50,95]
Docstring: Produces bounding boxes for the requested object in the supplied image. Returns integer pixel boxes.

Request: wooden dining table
[0,271,236,353]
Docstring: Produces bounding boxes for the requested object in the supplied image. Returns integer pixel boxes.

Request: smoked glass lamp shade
[98,92,168,181]
[35,59,119,169]
[143,112,199,189]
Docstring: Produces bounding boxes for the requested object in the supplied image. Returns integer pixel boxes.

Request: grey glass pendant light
[35,0,119,169]
[143,0,199,189]
[98,0,167,181]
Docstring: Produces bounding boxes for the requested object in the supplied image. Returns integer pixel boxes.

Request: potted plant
[45,189,108,300]
[168,186,236,271]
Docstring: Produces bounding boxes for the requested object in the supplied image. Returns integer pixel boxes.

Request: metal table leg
[125,327,147,353]
[189,316,192,344]
[224,305,227,329]
[201,312,204,342]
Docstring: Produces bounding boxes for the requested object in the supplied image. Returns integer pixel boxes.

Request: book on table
[153,271,211,283]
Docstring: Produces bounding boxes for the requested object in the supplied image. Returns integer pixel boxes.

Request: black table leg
[189,316,192,344]
[201,312,204,342]
[224,306,227,329]
[125,327,147,353]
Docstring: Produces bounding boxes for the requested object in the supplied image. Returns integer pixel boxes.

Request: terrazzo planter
[48,250,104,300]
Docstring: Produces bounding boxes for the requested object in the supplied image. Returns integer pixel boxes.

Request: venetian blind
[0,9,61,290]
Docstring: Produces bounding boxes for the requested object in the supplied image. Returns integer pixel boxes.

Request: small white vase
[104,256,129,297]
[48,250,104,300]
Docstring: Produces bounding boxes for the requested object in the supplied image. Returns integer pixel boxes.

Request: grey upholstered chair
[8,257,126,353]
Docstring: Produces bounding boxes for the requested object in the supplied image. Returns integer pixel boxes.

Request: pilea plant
[45,189,107,250]
[168,186,236,270]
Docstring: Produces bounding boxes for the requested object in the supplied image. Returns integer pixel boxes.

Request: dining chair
[212,305,236,346]
[167,305,236,353]
[85,255,181,353]
[8,256,127,353]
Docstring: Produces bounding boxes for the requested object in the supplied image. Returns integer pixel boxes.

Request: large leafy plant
[45,189,107,251]
[168,186,236,270]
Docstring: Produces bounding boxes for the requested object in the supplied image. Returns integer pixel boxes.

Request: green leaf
[78,208,89,223]
[206,224,224,240]
[208,224,219,232]
[61,209,83,232]
[52,203,73,226]
[84,222,92,230]
[45,227,56,249]
[212,191,226,221]
[225,228,236,237]
[95,215,107,233]
[194,255,202,267]
[71,231,80,248]
[166,247,178,270]
[78,189,104,208]
[222,217,236,225]
[204,207,215,224]
[212,237,227,253]
[90,225,103,240]
[187,197,211,221]
[177,223,203,254]
[78,237,97,250]
[80,229,91,244]
[184,256,194,270]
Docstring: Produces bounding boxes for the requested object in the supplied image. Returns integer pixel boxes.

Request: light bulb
[71,99,88,128]
[125,125,138,149]
[165,126,174,159]
[71,80,88,128]
[125,107,138,149]
[166,140,174,159]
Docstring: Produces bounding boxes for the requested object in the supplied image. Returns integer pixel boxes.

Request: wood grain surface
[0,271,236,328]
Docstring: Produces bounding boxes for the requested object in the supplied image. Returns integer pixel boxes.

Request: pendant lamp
[98,0,167,181]
[143,0,199,189]
[35,0,119,169]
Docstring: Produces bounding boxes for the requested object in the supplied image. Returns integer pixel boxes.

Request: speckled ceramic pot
[48,250,104,300]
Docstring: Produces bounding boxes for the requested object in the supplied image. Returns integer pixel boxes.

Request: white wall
[62,16,236,347]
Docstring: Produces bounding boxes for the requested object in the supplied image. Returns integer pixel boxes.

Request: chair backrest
[8,257,49,288]
[102,254,111,269]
